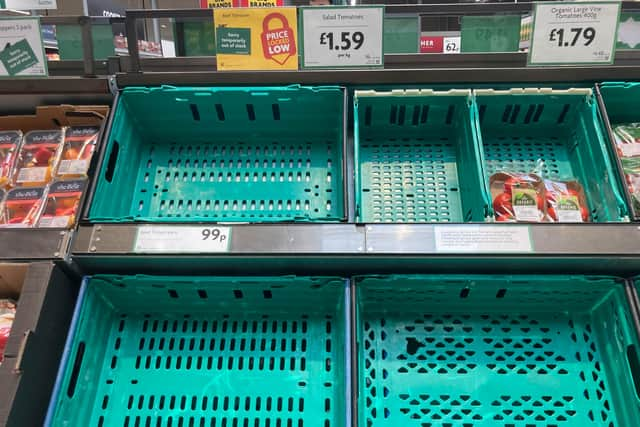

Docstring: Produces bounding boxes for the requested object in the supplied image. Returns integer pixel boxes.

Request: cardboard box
[0,105,109,133]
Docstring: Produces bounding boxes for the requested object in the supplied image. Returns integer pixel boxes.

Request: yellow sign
[205,0,233,7]
[214,7,298,71]
[245,0,282,6]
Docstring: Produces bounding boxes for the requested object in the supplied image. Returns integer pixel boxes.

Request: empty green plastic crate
[89,86,346,222]
[47,276,349,427]
[354,89,489,223]
[357,275,640,427]
[475,88,627,222]
[597,82,640,220]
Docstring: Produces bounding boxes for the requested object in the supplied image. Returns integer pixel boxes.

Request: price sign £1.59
[300,6,383,69]
[528,2,621,65]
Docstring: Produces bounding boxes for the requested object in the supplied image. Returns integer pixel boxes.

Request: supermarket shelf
[72,223,640,274]
[116,62,640,87]
[0,229,72,261]
[0,77,112,115]
[74,224,365,254]
[0,77,110,95]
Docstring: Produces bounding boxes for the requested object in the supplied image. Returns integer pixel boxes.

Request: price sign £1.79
[300,6,383,69]
[528,2,621,65]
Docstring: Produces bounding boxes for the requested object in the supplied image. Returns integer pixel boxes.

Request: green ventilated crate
[47,276,349,427]
[88,86,346,222]
[475,88,627,222]
[354,89,489,223]
[597,82,640,220]
[357,275,640,427]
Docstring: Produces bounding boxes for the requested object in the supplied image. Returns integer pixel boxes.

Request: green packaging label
[0,38,38,76]
[216,28,251,55]
[557,195,583,222]
[512,189,541,222]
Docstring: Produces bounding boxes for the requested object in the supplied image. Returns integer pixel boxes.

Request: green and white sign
[216,28,251,55]
[529,2,621,65]
[0,18,47,77]
[2,0,57,9]
[299,6,384,69]
[461,15,521,53]
[618,13,640,50]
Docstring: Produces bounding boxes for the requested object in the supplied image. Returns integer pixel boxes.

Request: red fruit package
[544,179,590,222]
[0,299,16,365]
[38,179,86,228]
[0,186,46,227]
[56,126,100,178]
[0,131,22,189]
[490,172,545,222]
[13,130,64,187]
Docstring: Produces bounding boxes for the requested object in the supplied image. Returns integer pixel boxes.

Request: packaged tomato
[0,131,21,188]
[0,186,46,227]
[613,123,640,212]
[490,172,545,222]
[544,179,589,222]
[0,299,16,365]
[38,179,86,228]
[13,130,64,187]
[56,126,100,178]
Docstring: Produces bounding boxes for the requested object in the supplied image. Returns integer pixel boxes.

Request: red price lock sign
[261,12,297,65]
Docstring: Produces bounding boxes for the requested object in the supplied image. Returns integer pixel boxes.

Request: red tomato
[493,192,513,218]
[503,177,520,195]
[34,148,53,166]
[580,205,589,222]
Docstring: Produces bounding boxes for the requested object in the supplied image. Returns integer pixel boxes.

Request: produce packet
[490,172,545,222]
[57,126,100,178]
[38,179,86,228]
[543,179,589,222]
[0,299,16,365]
[13,130,64,187]
[613,123,640,212]
[0,186,46,227]
[0,131,21,188]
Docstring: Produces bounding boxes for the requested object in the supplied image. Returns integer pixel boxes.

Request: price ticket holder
[529,1,621,65]
[299,6,384,69]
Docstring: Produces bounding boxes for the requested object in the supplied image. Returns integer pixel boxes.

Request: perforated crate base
[359,137,462,223]
[482,135,571,180]
[93,313,337,427]
[133,139,342,221]
[48,277,347,427]
[358,276,639,427]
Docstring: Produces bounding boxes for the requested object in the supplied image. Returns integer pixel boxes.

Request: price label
[529,2,621,65]
[2,0,57,9]
[0,17,48,77]
[134,226,231,253]
[443,36,461,54]
[434,225,533,253]
[300,6,383,69]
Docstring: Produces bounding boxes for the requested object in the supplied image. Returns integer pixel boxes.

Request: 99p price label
[301,6,383,69]
[135,225,231,253]
[529,2,620,65]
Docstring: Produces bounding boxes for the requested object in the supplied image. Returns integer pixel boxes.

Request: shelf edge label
[528,1,621,65]
[134,225,232,253]
[434,225,533,253]
[300,6,384,69]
